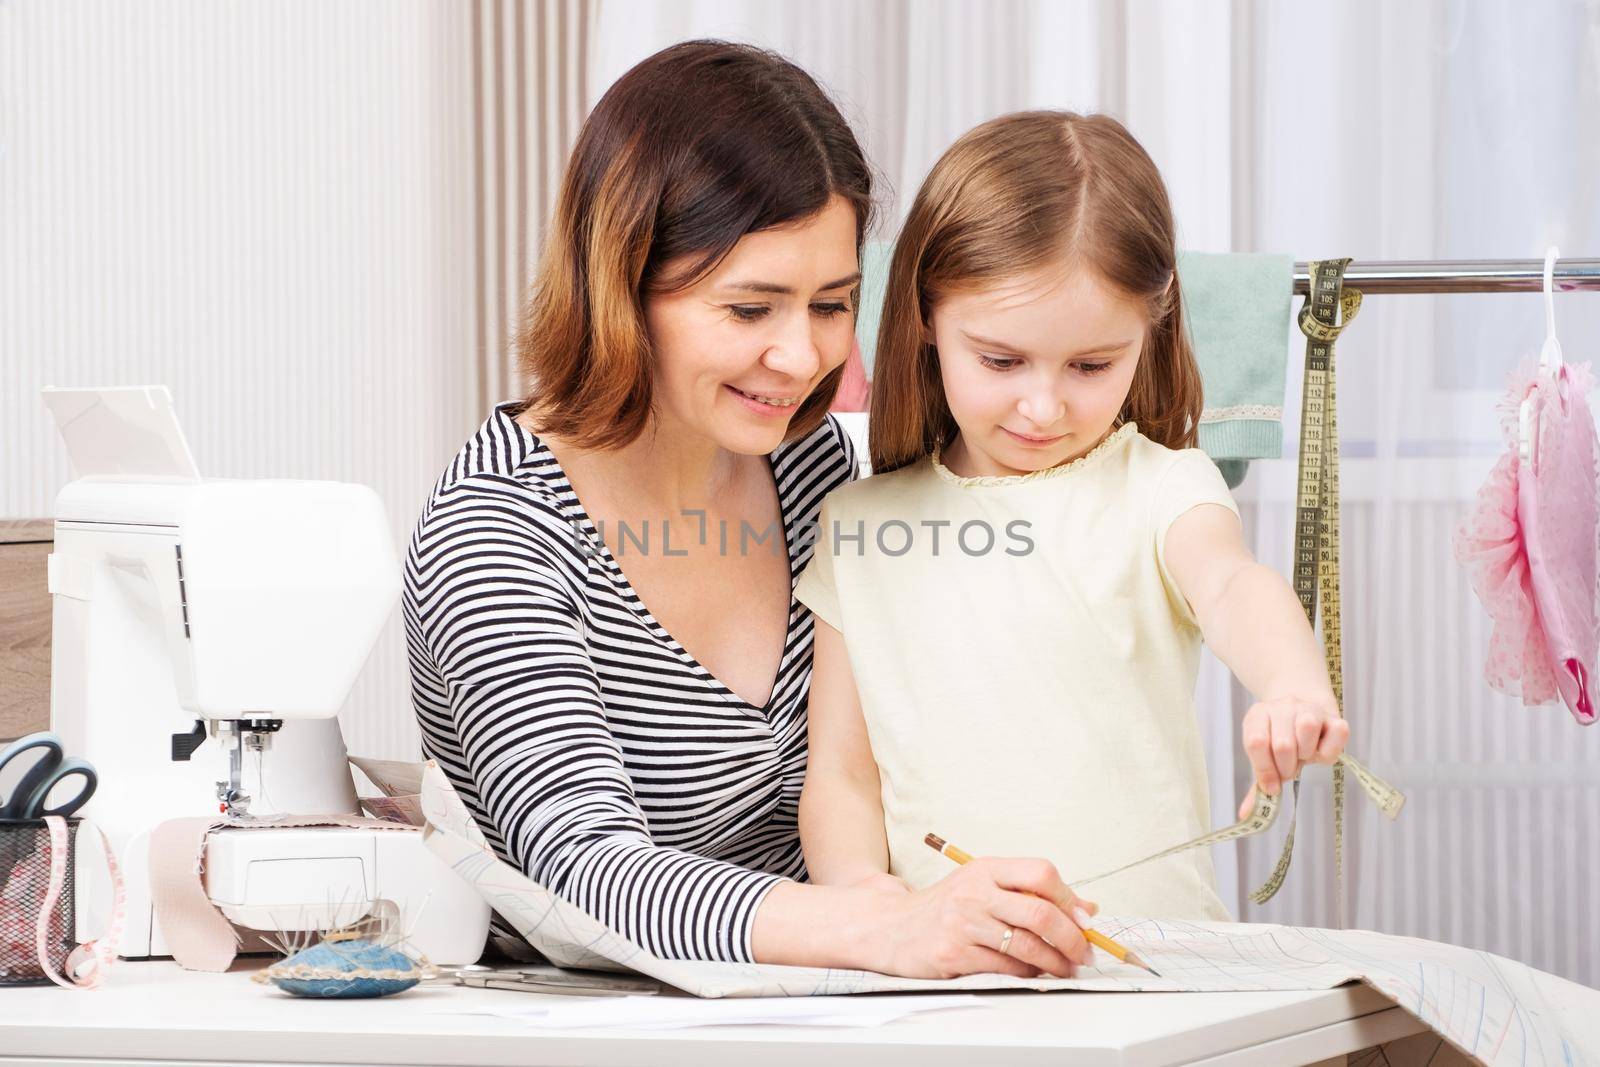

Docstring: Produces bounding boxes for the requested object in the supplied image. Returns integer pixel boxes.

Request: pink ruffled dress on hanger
[1455,264,1598,724]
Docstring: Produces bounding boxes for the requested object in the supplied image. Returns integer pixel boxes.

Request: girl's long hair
[869,111,1201,474]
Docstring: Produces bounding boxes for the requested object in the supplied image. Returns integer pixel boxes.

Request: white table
[0,958,1428,1067]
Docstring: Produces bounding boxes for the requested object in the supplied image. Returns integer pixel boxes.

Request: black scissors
[0,732,97,821]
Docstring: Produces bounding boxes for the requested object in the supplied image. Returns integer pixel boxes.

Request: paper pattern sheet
[419,762,1598,1065]
[349,756,427,825]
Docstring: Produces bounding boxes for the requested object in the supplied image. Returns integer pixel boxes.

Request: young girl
[795,111,1350,924]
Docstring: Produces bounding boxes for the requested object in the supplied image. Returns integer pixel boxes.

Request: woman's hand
[852,871,912,895]
[869,858,1098,979]
[1238,692,1350,819]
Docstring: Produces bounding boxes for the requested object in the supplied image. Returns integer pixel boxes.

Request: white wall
[1,1,481,761]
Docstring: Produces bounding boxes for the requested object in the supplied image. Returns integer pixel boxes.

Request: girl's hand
[870,858,1098,979]
[1238,693,1350,819]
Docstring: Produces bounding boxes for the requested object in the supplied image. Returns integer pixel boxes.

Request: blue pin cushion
[254,934,428,999]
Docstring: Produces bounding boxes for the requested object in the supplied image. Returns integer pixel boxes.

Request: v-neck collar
[498,403,802,717]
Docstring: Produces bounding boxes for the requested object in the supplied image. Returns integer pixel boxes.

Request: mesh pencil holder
[0,816,80,986]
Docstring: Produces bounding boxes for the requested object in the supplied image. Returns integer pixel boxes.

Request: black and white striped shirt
[403,402,857,962]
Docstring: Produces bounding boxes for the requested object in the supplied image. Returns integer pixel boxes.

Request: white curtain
[584,0,1600,986]
[472,0,590,408]
[1236,0,1600,990]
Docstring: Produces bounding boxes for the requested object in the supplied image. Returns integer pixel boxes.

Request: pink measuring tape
[1,817,127,989]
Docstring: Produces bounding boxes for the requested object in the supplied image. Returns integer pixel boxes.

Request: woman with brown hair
[404,43,1093,977]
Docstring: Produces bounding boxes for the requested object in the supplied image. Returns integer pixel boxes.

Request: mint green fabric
[854,241,895,375]
[1177,251,1294,488]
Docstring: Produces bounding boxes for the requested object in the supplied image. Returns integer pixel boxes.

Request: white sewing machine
[40,386,489,964]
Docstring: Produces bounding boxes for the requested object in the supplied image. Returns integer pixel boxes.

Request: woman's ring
[998,926,1015,955]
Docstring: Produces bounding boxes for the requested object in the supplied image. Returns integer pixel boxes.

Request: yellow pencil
[923,832,1161,978]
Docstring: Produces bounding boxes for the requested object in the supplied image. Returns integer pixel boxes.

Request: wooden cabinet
[1,519,52,741]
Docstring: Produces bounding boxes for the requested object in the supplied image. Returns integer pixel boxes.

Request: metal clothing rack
[1291,258,1600,295]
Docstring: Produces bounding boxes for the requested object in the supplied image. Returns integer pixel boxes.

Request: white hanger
[1539,245,1565,374]
[1519,246,1563,465]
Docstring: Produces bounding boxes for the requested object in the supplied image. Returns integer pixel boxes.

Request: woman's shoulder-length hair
[518,39,874,449]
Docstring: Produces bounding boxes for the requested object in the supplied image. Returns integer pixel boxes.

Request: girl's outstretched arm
[1163,504,1351,818]
[798,617,903,891]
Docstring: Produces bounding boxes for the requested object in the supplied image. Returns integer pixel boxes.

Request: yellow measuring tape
[1275,259,1405,917]
[1073,261,1405,909]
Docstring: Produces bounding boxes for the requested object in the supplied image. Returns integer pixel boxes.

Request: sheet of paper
[358,793,425,826]
[440,993,986,1031]
[419,761,1599,1065]
[350,756,425,798]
